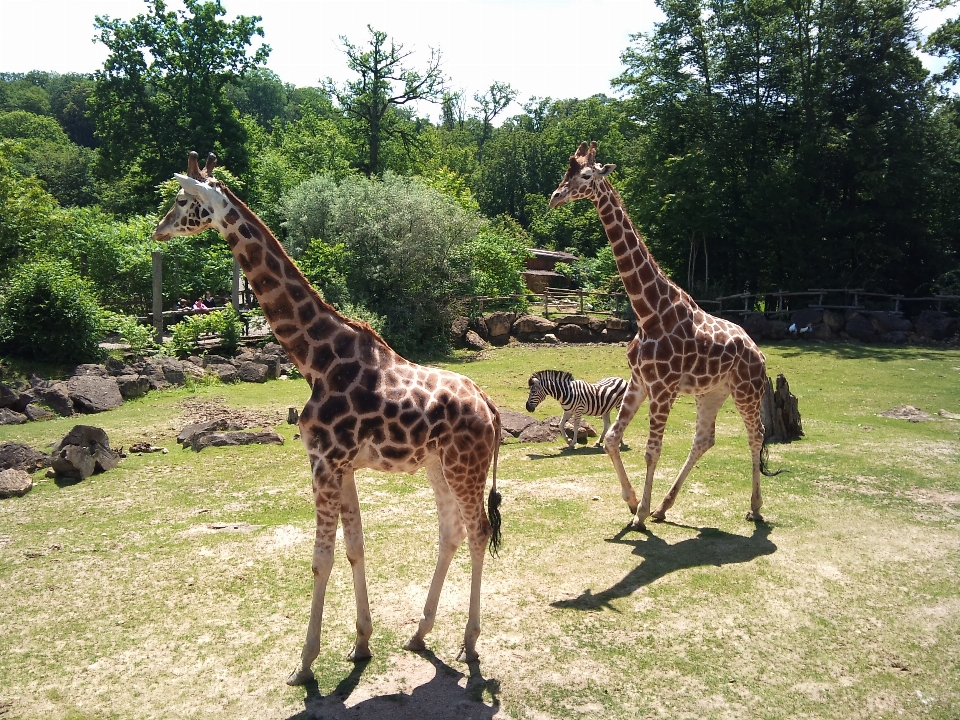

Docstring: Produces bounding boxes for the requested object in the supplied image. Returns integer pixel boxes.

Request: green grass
[1,341,959,719]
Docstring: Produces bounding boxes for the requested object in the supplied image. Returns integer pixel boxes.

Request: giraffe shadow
[551,522,777,612]
[286,651,500,720]
[526,443,630,460]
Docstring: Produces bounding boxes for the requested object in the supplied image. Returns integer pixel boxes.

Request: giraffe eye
[177,198,188,206]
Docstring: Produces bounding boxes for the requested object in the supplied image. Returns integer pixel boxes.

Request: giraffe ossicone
[154,151,504,685]
[551,141,777,530]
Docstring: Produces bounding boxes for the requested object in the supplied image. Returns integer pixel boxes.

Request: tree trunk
[760,373,803,442]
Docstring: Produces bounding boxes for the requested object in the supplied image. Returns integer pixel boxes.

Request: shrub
[101,311,157,359]
[0,259,103,363]
[166,306,243,357]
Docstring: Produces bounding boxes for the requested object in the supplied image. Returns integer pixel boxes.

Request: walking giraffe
[549,141,777,531]
[153,152,503,686]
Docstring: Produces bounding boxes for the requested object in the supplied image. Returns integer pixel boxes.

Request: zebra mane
[532,369,574,384]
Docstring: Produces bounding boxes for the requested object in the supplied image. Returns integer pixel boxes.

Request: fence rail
[714,288,960,316]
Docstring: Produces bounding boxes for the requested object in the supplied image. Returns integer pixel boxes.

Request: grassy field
[1,341,958,719]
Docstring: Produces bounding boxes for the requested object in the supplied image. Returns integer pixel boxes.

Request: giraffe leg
[340,468,372,661]
[459,513,488,662]
[652,387,727,522]
[287,468,343,686]
[734,391,766,522]
[631,391,676,530]
[604,376,647,514]
[404,462,467,653]
[596,411,612,447]
[559,410,575,448]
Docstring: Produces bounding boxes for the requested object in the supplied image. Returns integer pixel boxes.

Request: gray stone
[555,314,592,326]
[190,430,285,451]
[0,468,32,498]
[0,383,18,408]
[464,330,488,351]
[238,361,269,383]
[0,442,50,473]
[52,425,120,473]
[10,389,34,413]
[202,354,234,366]
[235,350,257,364]
[869,311,913,334]
[0,408,27,425]
[483,311,516,339]
[599,328,634,343]
[178,418,248,446]
[556,324,592,343]
[499,408,539,438]
[52,444,97,480]
[213,364,239,383]
[185,355,204,367]
[104,357,129,376]
[260,342,286,358]
[138,361,169,390]
[881,330,908,344]
[66,375,124,414]
[767,320,788,340]
[513,315,557,335]
[742,313,769,341]
[811,323,834,341]
[792,308,824,328]
[181,363,206,379]
[450,316,470,344]
[845,314,877,342]
[116,375,150,400]
[72,364,108,377]
[915,310,957,341]
[605,317,632,332]
[155,357,186,386]
[821,309,845,333]
[37,383,74,416]
[24,404,55,421]
[287,407,300,425]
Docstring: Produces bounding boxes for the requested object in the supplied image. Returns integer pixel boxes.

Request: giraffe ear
[187,151,203,180]
[575,141,589,157]
[174,173,206,196]
[204,153,218,177]
[599,164,616,176]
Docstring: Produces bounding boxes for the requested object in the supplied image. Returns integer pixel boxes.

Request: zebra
[525,370,628,448]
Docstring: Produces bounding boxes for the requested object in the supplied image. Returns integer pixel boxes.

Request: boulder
[116,375,150,400]
[821,309,845,333]
[104,357,130,376]
[915,310,958,341]
[791,308,824,328]
[238,361,270,383]
[0,442,51,473]
[880,330,908,344]
[556,324,592,343]
[52,425,120,473]
[517,416,596,444]
[605,317,632,332]
[0,468,32,498]
[212,364,239,383]
[138,361,169,390]
[499,408,539,438]
[9,389,35,413]
[181,363,206,379]
[190,430,285,451]
[202,354,235,368]
[483,311,516,340]
[555,314,592,327]
[178,418,249,446]
[23,404,55,421]
[844,314,877,342]
[51,445,97,480]
[66,375,124,414]
[72,364,108,377]
[450,316,470,345]
[185,355,205,367]
[543,333,559,344]
[767,320,788,340]
[260,342,287,360]
[811,323,834,341]
[464,330,488,351]
[513,315,557,336]
[742,313,769,341]
[235,349,257,364]
[37,383,74,416]
[600,328,634,343]
[0,408,27,425]
[869,311,913,334]
[588,318,605,334]
[0,383,18,408]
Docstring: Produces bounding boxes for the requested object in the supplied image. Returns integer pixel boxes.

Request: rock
[880,405,933,422]
[52,425,120,473]
[287,407,300,425]
[499,408,539,438]
[235,349,257,364]
[238,361,270,383]
[869,311,913,334]
[543,333,559,344]
[464,330,488,351]
[821,309,845,333]
[600,328,634,343]
[513,315,557,336]
[9,389,34,413]
[52,445,97,480]
[556,324,592,343]
[66,375,124,414]
[0,383,18,408]
[116,375,150,400]
[767,320,788,340]
[880,330,908,344]
[190,430,285,451]
[0,442,51,473]
[177,418,249,446]
[811,323,834,341]
[212,364,239,383]
[606,317,632,332]
[260,342,286,360]
[588,318,605,334]
[450,316,470,345]
[104,357,129,376]
[517,416,596,444]
[138,361,169,390]
[0,468,32,498]
[914,310,957,341]
[792,308,824,327]
[844,314,877,342]
[72,364,108,377]
[742,313,769,341]
[185,355,204,367]
[37,383,74,416]
[483,311,516,340]
[181,363,206,379]
[555,314,592,327]
[0,408,27,425]
[23,404,55,421]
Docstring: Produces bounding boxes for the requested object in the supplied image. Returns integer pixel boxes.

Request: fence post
[579,288,584,314]
[152,250,163,344]
[232,257,241,310]
[543,289,549,318]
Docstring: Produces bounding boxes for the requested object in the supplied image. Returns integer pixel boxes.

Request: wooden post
[152,250,163,344]
[232,257,241,310]
[543,289,549,318]
[579,288,584,314]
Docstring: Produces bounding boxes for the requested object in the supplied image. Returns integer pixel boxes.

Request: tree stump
[760,374,803,442]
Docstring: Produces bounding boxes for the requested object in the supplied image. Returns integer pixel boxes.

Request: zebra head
[526,375,546,412]
[525,370,573,412]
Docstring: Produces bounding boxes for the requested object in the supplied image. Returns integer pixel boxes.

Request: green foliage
[454,216,531,312]
[0,258,104,363]
[101,311,156,359]
[0,140,63,272]
[166,306,243,357]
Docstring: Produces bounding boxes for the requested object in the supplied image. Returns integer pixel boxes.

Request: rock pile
[177,417,284,452]
[498,408,597,445]
[739,308,958,345]
[453,313,635,348]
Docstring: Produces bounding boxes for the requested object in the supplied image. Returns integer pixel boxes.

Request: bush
[166,306,243,357]
[0,259,103,363]
[101,311,156,359]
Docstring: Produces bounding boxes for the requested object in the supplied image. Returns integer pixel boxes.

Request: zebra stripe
[525,370,628,447]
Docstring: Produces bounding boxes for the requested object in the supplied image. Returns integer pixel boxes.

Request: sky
[0,0,955,122]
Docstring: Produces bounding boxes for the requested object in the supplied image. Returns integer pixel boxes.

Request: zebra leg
[559,410,575,449]
[569,412,583,447]
[596,411,612,446]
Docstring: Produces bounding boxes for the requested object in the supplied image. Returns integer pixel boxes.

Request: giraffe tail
[487,403,503,557]
[759,437,786,477]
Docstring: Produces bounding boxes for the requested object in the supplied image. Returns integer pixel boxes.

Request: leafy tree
[473,81,517,162]
[0,140,63,272]
[326,25,445,176]
[90,0,270,213]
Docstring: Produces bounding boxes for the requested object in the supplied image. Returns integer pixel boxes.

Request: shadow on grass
[551,522,777,612]
[526,444,630,460]
[770,340,953,362]
[287,650,500,720]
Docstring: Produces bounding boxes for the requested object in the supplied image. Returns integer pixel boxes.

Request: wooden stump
[760,373,803,442]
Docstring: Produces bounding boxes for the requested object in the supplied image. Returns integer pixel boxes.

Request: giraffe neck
[212,187,395,383]
[592,181,681,323]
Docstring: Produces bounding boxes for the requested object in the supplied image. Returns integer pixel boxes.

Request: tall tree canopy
[90,0,269,213]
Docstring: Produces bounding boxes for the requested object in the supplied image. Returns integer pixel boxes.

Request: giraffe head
[549,141,616,209]
[153,152,225,241]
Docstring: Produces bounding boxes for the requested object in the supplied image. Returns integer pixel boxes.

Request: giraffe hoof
[347,643,372,661]
[628,504,638,514]
[286,667,315,686]
[651,511,666,523]
[403,635,426,652]
[456,644,479,663]
[746,511,763,523]
[628,518,646,532]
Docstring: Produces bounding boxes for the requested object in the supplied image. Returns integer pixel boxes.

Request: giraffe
[153,152,503,686]
[549,141,776,531]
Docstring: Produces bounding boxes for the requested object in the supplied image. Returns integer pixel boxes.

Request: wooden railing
[715,289,960,317]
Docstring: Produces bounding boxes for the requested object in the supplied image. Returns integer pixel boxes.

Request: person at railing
[203,290,218,308]
[192,297,209,313]
[175,297,190,311]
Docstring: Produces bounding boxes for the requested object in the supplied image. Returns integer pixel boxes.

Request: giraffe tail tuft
[487,487,502,557]
[760,438,786,477]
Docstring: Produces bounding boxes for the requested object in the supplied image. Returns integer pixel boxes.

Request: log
[760,373,803,442]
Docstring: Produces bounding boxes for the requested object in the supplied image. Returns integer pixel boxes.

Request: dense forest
[2,0,960,360]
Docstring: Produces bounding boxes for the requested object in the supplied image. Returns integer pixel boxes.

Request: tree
[326,26,445,176]
[473,81,516,163]
[90,0,269,213]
